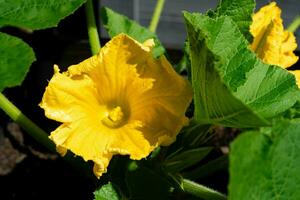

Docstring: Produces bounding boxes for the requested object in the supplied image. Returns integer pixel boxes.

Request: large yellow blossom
[40,34,192,178]
[250,2,299,85]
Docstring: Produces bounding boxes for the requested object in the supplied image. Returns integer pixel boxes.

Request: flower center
[102,106,125,128]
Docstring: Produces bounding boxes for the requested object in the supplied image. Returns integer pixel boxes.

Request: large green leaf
[174,41,191,75]
[0,0,86,30]
[184,13,299,127]
[0,32,35,91]
[212,0,255,41]
[94,183,120,200]
[101,7,165,58]
[229,119,300,199]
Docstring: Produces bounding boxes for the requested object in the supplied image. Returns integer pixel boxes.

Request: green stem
[287,15,300,33]
[0,92,55,152]
[182,179,227,200]
[149,0,165,32]
[85,0,101,55]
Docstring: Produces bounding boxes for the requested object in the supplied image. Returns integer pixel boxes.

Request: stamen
[102,106,125,128]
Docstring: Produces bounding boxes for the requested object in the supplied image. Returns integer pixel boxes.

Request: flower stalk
[182,179,227,200]
[0,92,55,152]
[149,0,165,32]
[85,0,101,55]
[287,15,300,33]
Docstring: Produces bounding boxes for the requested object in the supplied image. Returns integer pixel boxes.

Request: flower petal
[250,2,299,68]
[40,65,105,123]
[93,155,112,178]
[132,103,189,146]
[130,55,193,146]
[66,34,155,104]
[108,120,153,160]
[49,118,114,178]
[42,33,193,178]
[135,56,192,114]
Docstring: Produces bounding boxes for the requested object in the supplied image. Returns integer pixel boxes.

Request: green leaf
[178,124,212,148]
[0,32,35,91]
[174,41,191,75]
[184,12,299,128]
[213,0,255,41]
[282,101,300,119]
[0,0,86,30]
[229,119,300,199]
[164,147,212,173]
[94,183,120,200]
[183,155,228,180]
[100,7,165,58]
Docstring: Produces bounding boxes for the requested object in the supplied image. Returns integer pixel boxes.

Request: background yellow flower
[250,2,299,86]
[40,34,193,178]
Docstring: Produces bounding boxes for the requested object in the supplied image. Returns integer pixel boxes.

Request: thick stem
[287,15,300,33]
[182,179,227,200]
[149,0,165,32]
[0,92,55,152]
[85,0,101,55]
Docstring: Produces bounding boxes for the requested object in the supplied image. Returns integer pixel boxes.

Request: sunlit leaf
[0,0,86,30]
[184,12,299,127]
[0,32,35,91]
[101,7,165,58]
[229,119,300,199]
[213,0,255,41]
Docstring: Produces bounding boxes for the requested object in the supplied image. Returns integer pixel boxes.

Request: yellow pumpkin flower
[40,34,193,178]
[250,2,299,86]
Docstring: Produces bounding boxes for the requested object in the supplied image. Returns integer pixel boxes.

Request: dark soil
[0,153,95,200]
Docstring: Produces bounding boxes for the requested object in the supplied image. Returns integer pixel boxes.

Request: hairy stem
[182,179,227,200]
[0,92,55,152]
[287,15,300,33]
[149,0,165,32]
[85,0,101,55]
